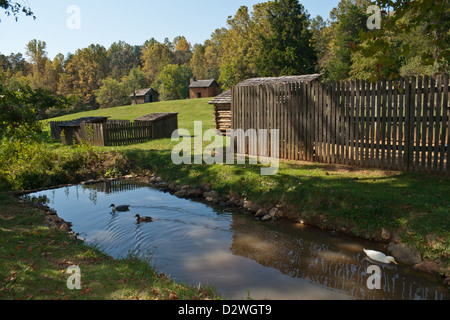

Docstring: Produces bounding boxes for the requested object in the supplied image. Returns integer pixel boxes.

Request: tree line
[1,0,448,118]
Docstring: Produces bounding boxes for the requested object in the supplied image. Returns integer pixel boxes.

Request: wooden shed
[55,117,109,146]
[231,74,324,158]
[130,88,159,105]
[189,79,220,99]
[134,113,178,139]
[208,89,231,135]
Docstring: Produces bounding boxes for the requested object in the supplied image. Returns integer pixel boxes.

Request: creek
[26,180,449,300]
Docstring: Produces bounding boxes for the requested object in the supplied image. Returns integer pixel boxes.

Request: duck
[364,249,398,265]
[110,204,130,212]
[135,214,153,223]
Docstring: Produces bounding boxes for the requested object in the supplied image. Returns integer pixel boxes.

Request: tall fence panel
[50,114,178,147]
[231,75,449,175]
[102,121,154,146]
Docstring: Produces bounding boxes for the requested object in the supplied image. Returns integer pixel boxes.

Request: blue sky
[0,0,340,59]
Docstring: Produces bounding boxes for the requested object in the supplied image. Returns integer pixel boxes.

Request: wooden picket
[231,75,449,175]
[50,114,178,147]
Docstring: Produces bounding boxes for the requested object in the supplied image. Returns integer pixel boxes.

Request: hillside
[46,98,215,133]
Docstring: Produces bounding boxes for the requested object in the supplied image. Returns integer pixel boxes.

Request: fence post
[404,77,415,172]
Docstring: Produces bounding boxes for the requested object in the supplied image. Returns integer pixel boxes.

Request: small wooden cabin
[134,113,178,139]
[55,117,109,145]
[130,88,159,105]
[232,74,325,159]
[208,90,231,135]
[189,79,220,99]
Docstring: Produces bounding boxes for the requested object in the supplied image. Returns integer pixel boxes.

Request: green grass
[45,98,215,133]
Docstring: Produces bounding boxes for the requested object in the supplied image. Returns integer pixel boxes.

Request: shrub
[0,138,131,191]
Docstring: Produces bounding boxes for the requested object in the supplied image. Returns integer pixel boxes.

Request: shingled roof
[235,74,323,87]
[189,79,218,88]
[129,88,157,97]
[208,74,323,105]
[208,89,231,105]
[58,117,109,127]
[134,113,178,122]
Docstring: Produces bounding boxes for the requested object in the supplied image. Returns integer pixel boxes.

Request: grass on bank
[0,192,221,300]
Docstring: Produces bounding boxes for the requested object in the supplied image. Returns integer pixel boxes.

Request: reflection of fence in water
[230,222,446,300]
[82,180,145,195]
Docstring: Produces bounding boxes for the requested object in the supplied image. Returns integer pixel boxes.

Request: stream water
[25,180,449,300]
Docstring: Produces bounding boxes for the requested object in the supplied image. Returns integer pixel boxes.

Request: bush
[0,138,131,191]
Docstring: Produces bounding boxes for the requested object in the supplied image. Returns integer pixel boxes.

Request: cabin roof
[129,88,158,97]
[189,79,218,88]
[208,89,231,105]
[235,74,323,87]
[58,117,109,128]
[134,113,178,122]
[208,74,323,105]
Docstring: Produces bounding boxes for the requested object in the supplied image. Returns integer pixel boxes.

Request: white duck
[364,249,398,265]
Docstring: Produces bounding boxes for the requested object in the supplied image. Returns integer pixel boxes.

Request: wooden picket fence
[91,121,153,146]
[232,75,449,175]
[50,114,178,147]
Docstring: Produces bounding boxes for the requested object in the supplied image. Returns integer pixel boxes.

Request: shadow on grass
[122,147,449,243]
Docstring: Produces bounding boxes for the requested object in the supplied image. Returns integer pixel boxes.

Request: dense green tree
[126,67,148,105]
[142,41,174,84]
[0,81,69,137]
[155,64,192,101]
[218,4,269,89]
[358,0,450,77]
[95,77,130,109]
[25,39,48,76]
[65,44,109,109]
[107,41,142,80]
[0,52,29,76]
[190,44,208,80]
[310,15,332,73]
[323,0,370,81]
[255,0,317,77]
[203,28,228,81]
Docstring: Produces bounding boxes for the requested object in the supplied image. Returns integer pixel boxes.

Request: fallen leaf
[167,292,179,300]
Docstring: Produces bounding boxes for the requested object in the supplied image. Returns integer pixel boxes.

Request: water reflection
[25,181,449,300]
[230,219,446,300]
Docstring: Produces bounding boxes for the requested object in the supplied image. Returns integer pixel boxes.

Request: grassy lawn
[44,98,215,133]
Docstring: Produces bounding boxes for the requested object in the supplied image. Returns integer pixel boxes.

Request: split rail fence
[231,75,449,175]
